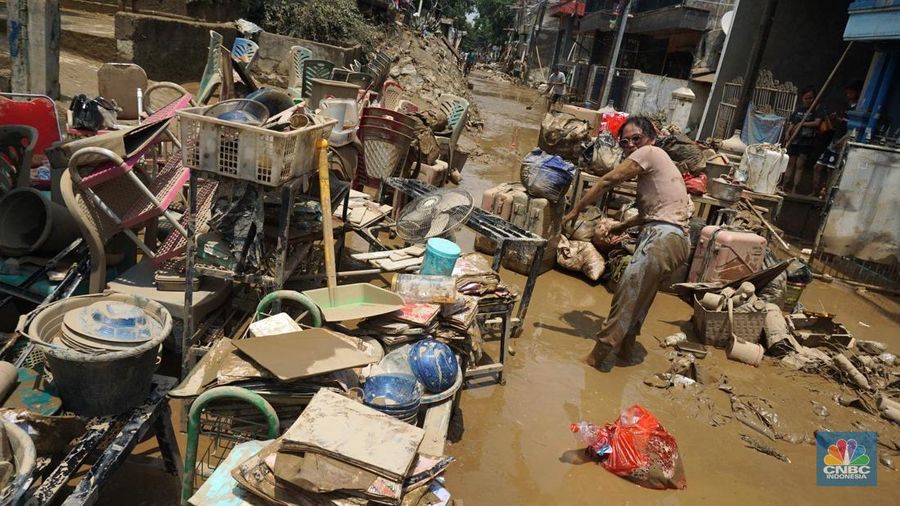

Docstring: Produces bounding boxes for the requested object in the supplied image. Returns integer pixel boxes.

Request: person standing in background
[781,86,826,194]
[545,66,567,112]
[811,80,861,197]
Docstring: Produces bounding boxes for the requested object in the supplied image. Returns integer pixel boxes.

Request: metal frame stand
[384,178,548,383]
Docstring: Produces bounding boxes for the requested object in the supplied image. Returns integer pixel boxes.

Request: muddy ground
[442,72,900,504]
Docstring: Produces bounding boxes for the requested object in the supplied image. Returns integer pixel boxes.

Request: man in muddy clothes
[563,116,692,369]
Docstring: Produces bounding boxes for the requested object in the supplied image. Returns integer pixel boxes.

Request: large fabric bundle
[538,112,591,162]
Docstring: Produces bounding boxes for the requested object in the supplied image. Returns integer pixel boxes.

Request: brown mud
[442,72,900,505]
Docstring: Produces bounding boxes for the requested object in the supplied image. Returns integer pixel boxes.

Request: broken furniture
[231,37,260,71]
[386,178,547,383]
[182,386,279,505]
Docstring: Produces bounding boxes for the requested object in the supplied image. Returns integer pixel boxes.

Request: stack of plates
[59,301,162,353]
[362,373,422,425]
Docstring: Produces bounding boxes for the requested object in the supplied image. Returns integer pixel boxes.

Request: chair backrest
[198,30,225,104]
[288,45,313,90]
[347,72,375,90]
[301,60,336,98]
[98,63,149,120]
[362,106,417,130]
[358,125,414,180]
[231,37,260,70]
[0,93,63,156]
[439,93,469,143]
[0,125,38,192]
[380,80,404,111]
[359,115,415,138]
[331,68,352,82]
[397,100,419,114]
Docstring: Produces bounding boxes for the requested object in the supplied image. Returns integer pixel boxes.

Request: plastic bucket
[18,293,171,416]
[726,338,764,366]
[0,421,36,506]
[0,188,79,257]
[420,238,461,276]
[781,281,808,312]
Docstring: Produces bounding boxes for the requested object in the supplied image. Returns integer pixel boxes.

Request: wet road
[442,71,900,505]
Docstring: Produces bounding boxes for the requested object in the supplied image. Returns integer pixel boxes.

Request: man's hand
[563,209,580,224]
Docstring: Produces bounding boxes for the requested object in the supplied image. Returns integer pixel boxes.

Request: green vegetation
[262,0,374,47]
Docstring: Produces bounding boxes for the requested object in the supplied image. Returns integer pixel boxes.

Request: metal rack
[385,178,547,382]
[182,172,303,377]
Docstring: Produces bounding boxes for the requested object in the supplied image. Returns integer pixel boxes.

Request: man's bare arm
[564,158,642,222]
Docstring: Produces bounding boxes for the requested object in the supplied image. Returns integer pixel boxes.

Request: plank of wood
[378,257,423,271]
[389,251,411,261]
[352,250,395,261]
[419,399,453,457]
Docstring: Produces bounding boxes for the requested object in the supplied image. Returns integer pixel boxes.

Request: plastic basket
[178,107,336,186]
[692,295,765,348]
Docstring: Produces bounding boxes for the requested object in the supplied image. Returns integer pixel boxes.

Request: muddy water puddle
[443,72,899,505]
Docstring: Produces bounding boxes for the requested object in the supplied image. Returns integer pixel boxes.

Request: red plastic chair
[0,93,63,157]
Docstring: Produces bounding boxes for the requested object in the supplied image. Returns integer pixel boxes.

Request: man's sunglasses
[618,134,646,147]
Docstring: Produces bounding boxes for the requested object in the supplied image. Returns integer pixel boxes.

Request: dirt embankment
[375,26,481,127]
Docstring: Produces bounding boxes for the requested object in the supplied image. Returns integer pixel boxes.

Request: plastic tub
[18,293,172,416]
[420,238,461,276]
[0,422,36,506]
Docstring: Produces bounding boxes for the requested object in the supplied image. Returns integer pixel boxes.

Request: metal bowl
[707,177,743,202]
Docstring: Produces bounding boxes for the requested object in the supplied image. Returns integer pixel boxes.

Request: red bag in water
[601,405,686,490]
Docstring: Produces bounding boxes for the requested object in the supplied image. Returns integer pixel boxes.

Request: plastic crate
[692,295,765,348]
[178,107,336,186]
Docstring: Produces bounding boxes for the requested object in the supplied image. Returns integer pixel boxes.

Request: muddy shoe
[586,342,614,369]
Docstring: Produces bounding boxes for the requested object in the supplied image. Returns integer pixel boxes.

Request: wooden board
[233,329,376,381]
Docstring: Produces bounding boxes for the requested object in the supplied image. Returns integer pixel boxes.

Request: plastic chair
[97,63,148,121]
[231,37,260,70]
[357,125,414,182]
[0,93,63,157]
[197,30,225,105]
[301,59,336,99]
[0,126,37,192]
[436,93,470,169]
[362,107,417,130]
[397,99,420,114]
[347,72,375,90]
[288,45,313,97]
[380,80,404,110]
[331,68,351,82]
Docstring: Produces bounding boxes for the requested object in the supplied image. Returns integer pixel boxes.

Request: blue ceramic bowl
[408,339,459,393]
[362,373,422,409]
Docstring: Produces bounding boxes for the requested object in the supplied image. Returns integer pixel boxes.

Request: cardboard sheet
[281,390,424,481]
[233,329,376,382]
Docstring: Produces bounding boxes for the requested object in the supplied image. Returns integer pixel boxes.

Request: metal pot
[706,159,732,180]
[708,177,743,202]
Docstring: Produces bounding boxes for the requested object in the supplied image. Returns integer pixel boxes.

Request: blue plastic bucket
[420,238,461,276]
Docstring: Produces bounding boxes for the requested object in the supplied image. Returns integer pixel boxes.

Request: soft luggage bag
[502,195,564,275]
[475,182,522,254]
[688,226,767,283]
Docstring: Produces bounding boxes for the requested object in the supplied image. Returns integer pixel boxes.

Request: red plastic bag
[682,171,707,195]
[601,405,686,490]
[600,111,629,137]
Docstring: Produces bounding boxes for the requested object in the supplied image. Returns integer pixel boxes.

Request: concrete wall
[698,0,874,139]
[114,12,363,86]
[254,31,363,88]
[115,12,237,83]
[632,71,690,115]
